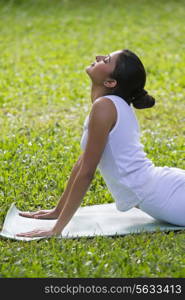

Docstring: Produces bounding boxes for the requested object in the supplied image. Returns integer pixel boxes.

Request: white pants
[138,167,185,226]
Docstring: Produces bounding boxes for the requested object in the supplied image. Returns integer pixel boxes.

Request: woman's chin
[85,65,92,75]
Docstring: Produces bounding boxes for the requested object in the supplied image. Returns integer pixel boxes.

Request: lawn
[0,0,185,278]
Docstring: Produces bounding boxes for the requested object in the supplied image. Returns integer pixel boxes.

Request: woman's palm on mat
[19,208,58,219]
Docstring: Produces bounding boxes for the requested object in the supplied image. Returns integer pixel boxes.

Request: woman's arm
[16,97,115,237]
[55,154,83,214]
[49,98,116,235]
[52,169,93,235]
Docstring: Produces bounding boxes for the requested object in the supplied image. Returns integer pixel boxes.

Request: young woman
[17,49,185,238]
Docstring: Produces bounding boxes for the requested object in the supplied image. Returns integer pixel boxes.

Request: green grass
[0,0,185,278]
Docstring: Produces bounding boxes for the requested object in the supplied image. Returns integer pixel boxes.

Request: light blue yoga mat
[0,203,185,241]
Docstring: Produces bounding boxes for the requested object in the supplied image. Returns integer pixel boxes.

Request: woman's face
[86,50,122,85]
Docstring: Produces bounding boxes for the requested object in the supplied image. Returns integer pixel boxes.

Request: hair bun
[131,89,155,109]
[132,88,147,100]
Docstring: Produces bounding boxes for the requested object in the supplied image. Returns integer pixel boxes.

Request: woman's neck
[90,83,108,103]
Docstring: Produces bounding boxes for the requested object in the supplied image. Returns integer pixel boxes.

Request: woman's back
[81,94,185,217]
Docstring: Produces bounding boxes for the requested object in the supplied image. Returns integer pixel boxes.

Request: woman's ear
[103,79,117,88]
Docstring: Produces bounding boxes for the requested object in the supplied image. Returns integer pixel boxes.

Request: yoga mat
[0,202,185,241]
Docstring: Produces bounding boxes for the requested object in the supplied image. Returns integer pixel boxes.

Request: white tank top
[80,95,161,211]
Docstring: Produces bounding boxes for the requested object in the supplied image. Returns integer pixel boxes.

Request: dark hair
[107,49,155,109]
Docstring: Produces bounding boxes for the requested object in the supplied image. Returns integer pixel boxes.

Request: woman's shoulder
[88,97,117,131]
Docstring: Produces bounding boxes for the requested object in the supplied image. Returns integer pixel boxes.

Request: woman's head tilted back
[86,49,155,109]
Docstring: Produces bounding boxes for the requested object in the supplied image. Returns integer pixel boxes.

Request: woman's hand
[19,208,59,219]
[16,227,60,238]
